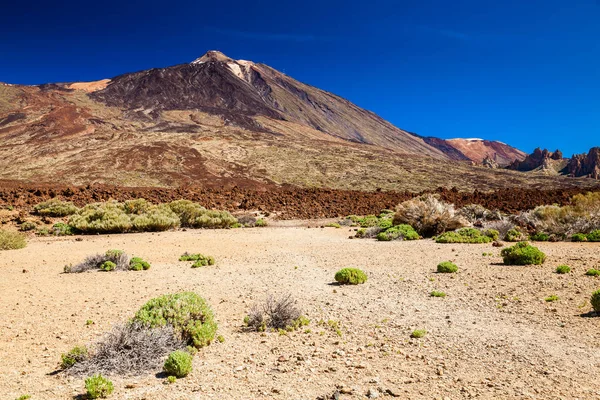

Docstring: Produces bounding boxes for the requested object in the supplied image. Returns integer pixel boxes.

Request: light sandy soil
[1,226,600,399]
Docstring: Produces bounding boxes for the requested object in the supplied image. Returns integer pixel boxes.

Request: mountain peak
[191,50,233,64]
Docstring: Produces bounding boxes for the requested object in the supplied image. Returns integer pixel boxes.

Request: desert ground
[2,224,600,399]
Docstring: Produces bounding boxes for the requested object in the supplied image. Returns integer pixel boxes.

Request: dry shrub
[483,219,515,240]
[458,204,502,223]
[0,229,26,250]
[65,250,129,273]
[68,322,185,376]
[393,195,468,237]
[246,294,301,331]
[168,200,237,229]
[34,198,79,217]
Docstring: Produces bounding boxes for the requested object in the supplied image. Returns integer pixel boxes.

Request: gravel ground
[1,226,600,399]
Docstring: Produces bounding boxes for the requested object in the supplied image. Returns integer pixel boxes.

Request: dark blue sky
[1,0,598,155]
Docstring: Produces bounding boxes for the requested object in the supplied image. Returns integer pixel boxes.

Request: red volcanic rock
[509,148,564,171]
[567,147,600,179]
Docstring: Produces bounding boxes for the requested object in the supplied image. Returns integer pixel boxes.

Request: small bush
[571,233,588,242]
[437,261,458,273]
[163,350,193,378]
[334,268,368,284]
[61,345,88,369]
[530,232,550,242]
[325,222,341,228]
[129,257,150,271]
[505,228,528,242]
[245,294,305,331]
[85,374,114,399]
[393,195,468,237]
[52,222,75,236]
[100,261,116,272]
[411,329,426,338]
[376,224,419,241]
[255,218,267,227]
[588,230,600,242]
[435,228,493,244]
[0,230,26,250]
[19,221,37,232]
[15,395,31,400]
[556,265,571,274]
[34,198,79,217]
[168,200,237,229]
[133,292,217,348]
[355,226,382,239]
[179,252,215,266]
[545,295,559,302]
[430,291,446,298]
[501,242,546,265]
[591,289,600,312]
[585,269,600,276]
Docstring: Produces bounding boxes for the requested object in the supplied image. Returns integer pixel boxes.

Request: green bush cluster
[505,228,528,242]
[100,261,116,271]
[591,289,600,312]
[60,345,88,369]
[133,292,217,348]
[34,198,79,217]
[501,242,546,265]
[571,233,588,242]
[556,265,571,274]
[530,232,550,242]
[435,228,496,244]
[129,257,151,271]
[168,200,237,229]
[334,268,368,285]
[437,261,458,273]
[163,350,193,378]
[179,253,215,267]
[0,230,26,250]
[376,224,419,241]
[255,218,267,227]
[85,374,114,399]
[571,230,600,242]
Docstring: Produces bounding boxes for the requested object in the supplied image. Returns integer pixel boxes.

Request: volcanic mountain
[0,51,595,191]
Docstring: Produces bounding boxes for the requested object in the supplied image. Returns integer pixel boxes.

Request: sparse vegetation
[591,289,600,312]
[245,294,307,332]
[15,395,31,400]
[129,257,151,271]
[505,228,528,242]
[179,252,215,267]
[0,230,26,250]
[19,221,37,232]
[437,261,458,273]
[84,374,114,399]
[585,269,600,277]
[556,265,571,274]
[334,268,368,284]
[501,242,546,265]
[133,292,217,348]
[65,249,130,273]
[545,295,559,302]
[167,375,177,384]
[34,198,79,217]
[376,224,419,241]
[411,329,427,338]
[435,227,495,244]
[163,350,193,378]
[430,290,446,298]
[393,195,468,237]
[255,218,267,227]
[60,345,88,369]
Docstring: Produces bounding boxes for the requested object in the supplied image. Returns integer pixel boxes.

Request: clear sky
[1,0,598,156]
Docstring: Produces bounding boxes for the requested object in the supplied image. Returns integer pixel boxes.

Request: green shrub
[377,218,393,230]
[167,375,177,384]
[437,261,458,273]
[168,200,237,229]
[163,350,193,378]
[530,232,550,242]
[585,269,600,276]
[133,292,217,348]
[129,257,150,271]
[556,265,571,274]
[591,289,600,312]
[100,261,116,271]
[430,291,446,298]
[0,230,26,250]
[571,233,588,242]
[52,222,75,236]
[587,230,600,242]
[325,222,341,228]
[85,374,114,399]
[545,295,559,302]
[15,395,31,400]
[376,224,419,241]
[60,345,88,369]
[411,329,427,338]
[19,221,37,232]
[435,228,493,244]
[34,198,79,217]
[501,242,546,265]
[255,218,267,227]
[505,228,528,242]
[179,253,215,266]
[334,268,368,285]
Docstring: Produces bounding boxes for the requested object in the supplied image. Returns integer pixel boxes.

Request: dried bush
[355,226,382,239]
[65,250,130,273]
[483,219,515,241]
[163,350,193,378]
[84,374,114,399]
[19,221,37,232]
[501,242,546,265]
[458,204,502,223]
[133,292,217,348]
[393,195,468,237]
[69,322,185,376]
[34,198,79,217]
[376,224,419,241]
[0,230,26,250]
[334,268,368,284]
[437,261,458,273]
[236,214,257,227]
[245,294,304,331]
[435,228,496,244]
[168,200,237,229]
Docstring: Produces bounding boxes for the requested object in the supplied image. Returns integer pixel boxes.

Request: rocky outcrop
[567,147,600,179]
[508,148,563,172]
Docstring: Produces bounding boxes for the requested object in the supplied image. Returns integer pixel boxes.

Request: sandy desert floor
[1,225,600,399]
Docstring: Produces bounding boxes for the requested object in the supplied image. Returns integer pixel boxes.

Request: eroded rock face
[567,147,600,179]
[509,148,563,171]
